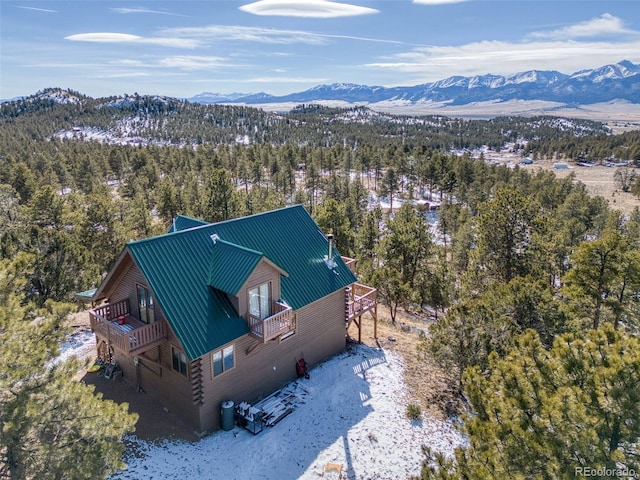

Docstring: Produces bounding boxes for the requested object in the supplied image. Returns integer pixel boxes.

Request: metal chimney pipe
[327,233,334,260]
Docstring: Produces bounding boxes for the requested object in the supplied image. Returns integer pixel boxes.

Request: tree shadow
[81,369,200,443]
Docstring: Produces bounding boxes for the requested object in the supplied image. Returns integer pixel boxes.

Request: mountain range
[189,60,640,108]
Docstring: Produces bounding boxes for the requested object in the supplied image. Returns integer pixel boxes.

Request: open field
[482,150,640,215]
[254,99,640,125]
[533,162,640,215]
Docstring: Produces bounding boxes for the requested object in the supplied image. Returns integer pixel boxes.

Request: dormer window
[248,282,271,320]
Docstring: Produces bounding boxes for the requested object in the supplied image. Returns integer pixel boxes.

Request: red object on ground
[117,315,126,325]
[296,358,310,379]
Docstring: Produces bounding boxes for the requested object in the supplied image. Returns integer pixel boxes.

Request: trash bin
[221,400,235,431]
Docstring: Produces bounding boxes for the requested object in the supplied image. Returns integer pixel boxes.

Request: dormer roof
[208,238,287,296]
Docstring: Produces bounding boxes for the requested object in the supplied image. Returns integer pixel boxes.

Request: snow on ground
[110,344,464,480]
[52,329,95,366]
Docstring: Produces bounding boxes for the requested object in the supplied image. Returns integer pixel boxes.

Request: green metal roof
[208,239,263,295]
[168,214,209,233]
[75,288,97,302]
[125,205,356,360]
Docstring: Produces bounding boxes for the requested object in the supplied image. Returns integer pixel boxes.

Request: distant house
[88,205,377,433]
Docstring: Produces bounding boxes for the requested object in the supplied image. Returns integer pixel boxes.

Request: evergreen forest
[1,89,640,479]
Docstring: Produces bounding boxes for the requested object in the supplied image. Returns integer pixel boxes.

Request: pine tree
[416,325,640,479]
[0,254,138,480]
[374,203,433,322]
[561,227,623,330]
[314,199,354,256]
[201,168,240,223]
[476,188,540,283]
[379,167,399,213]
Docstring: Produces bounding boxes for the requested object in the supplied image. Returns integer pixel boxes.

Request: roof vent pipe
[324,234,337,270]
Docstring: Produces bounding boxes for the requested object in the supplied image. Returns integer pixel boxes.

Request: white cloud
[102,56,234,71]
[157,56,231,70]
[109,59,145,67]
[239,0,378,18]
[315,32,420,46]
[161,25,329,45]
[91,72,151,79]
[66,33,143,43]
[163,25,419,48]
[65,32,199,49]
[246,75,328,83]
[529,14,637,40]
[110,7,187,17]
[24,62,103,68]
[366,39,640,81]
[142,37,200,48]
[15,6,57,13]
[364,14,640,83]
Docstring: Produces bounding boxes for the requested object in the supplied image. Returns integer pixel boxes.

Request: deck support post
[373,304,378,339]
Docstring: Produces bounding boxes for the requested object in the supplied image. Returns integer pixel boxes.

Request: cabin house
[88,205,377,434]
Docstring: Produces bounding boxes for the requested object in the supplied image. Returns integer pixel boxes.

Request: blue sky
[2,0,640,99]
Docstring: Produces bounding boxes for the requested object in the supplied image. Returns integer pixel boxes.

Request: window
[172,347,187,376]
[212,345,234,377]
[137,285,155,324]
[248,282,270,320]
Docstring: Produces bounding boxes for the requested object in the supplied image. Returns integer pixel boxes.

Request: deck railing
[89,300,168,354]
[341,256,357,274]
[346,283,377,320]
[93,298,129,321]
[247,302,294,343]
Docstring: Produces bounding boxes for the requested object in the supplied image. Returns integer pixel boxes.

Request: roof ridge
[175,213,209,224]
[130,204,305,246]
[205,204,304,229]
[214,237,263,256]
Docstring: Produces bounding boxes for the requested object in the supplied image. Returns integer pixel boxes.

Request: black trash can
[221,400,234,431]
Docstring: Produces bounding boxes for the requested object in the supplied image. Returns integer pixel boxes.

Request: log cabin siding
[135,342,201,430]
[111,340,201,431]
[107,261,178,343]
[196,288,346,432]
[97,260,202,430]
[107,259,148,322]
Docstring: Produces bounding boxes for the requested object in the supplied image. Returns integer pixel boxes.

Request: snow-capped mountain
[571,60,639,82]
[33,88,84,105]
[189,92,252,103]
[189,60,640,106]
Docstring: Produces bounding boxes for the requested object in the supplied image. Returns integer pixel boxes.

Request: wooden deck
[346,283,377,321]
[341,256,357,274]
[247,301,295,343]
[346,282,378,343]
[89,299,168,355]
